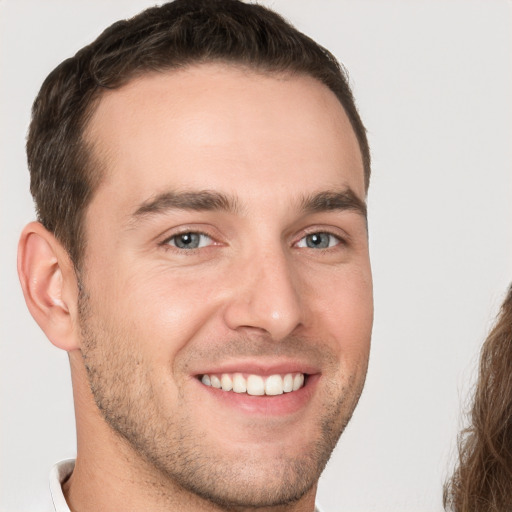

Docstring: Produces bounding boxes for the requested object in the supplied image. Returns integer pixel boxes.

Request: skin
[18,64,373,512]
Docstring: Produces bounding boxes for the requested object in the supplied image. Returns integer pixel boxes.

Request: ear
[17,221,81,351]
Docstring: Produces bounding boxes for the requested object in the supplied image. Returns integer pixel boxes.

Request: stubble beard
[77,286,366,510]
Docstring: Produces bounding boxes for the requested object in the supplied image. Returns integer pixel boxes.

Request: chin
[169,451,321,509]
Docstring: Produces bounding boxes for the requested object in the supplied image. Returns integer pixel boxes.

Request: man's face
[78,64,373,508]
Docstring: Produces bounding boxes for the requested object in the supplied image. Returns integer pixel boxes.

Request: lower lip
[195,374,320,416]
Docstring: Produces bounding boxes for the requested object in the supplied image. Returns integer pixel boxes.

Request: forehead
[85,63,365,212]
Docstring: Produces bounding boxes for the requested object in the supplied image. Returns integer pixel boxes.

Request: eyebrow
[133,190,240,218]
[300,189,367,218]
[131,187,366,222]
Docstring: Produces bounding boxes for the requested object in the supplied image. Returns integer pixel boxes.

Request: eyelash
[160,230,215,251]
[295,231,345,250]
[159,228,347,253]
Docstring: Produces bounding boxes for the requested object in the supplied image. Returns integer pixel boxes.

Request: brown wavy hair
[444,284,512,511]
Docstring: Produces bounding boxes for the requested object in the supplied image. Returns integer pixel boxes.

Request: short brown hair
[27,0,370,267]
[444,284,512,511]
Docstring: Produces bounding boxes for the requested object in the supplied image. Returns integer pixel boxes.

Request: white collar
[49,459,74,512]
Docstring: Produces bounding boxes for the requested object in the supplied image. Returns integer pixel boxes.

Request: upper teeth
[201,372,305,396]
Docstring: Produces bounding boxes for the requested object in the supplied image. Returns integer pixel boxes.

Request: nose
[222,248,304,341]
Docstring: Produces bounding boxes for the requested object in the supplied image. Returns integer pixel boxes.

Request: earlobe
[17,222,80,351]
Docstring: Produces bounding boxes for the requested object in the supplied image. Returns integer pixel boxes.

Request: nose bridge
[223,242,304,341]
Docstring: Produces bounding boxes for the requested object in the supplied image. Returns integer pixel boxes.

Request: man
[17,1,373,510]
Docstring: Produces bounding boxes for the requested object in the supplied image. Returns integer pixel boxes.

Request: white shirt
[49,460,74,512]
[49,459,325,512]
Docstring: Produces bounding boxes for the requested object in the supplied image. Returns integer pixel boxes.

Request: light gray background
[1,1,511,511]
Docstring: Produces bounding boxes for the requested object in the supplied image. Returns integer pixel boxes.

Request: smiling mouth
[199,372,306,396]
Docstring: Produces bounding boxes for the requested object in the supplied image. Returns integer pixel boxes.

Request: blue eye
[166,232,213,249]
[297,232,340,249]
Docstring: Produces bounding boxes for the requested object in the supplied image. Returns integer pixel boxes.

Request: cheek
[308,265,373,359]
[101,265,227,357]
